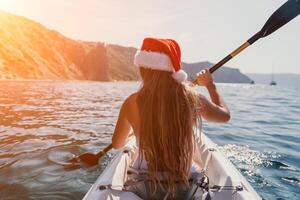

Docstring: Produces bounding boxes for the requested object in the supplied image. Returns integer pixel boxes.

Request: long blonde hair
[137,67,201,197]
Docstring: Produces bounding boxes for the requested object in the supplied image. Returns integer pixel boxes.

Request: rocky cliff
[0,11,109,80]
[0,11,252,83]
[106,44,138,81]
[183,62,253,83]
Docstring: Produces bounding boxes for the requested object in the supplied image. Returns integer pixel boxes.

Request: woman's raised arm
[196,69,230,123]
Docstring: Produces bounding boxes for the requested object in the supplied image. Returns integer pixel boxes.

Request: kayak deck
[83,133,261,200]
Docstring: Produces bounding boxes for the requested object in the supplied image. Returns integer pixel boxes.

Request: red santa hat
[134,38,187,82]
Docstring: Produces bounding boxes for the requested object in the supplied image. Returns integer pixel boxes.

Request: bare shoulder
[184,84,207,101]
[125,92,138,103]
[123,92,138,109]
[197,92,208,102]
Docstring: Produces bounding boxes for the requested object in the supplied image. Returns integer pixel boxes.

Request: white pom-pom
[172,69,187,82]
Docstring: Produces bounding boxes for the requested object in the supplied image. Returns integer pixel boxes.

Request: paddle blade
[260,0,300,37]
[68,152,99,166]
[64,164,81,171]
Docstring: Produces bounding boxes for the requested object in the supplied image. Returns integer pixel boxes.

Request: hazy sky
[0,0,299,73]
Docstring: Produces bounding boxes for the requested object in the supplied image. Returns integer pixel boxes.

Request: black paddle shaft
[193,0,300,84]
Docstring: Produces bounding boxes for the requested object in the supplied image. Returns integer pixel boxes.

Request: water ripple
[0,81,299,199]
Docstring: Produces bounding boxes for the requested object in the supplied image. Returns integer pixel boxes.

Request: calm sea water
[0,81,299,200]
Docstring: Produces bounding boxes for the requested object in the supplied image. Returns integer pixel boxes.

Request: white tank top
[132,140,200,172]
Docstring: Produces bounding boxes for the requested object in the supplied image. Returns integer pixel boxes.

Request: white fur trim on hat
[134,50,173,72]
[172,69,187,82]
[134,50,187,83]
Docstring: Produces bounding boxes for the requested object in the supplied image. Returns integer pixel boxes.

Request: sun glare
[0,0,13,9]
[0,0,8,4]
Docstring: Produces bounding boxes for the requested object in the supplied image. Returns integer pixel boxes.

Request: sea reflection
[0,81,299,200]
[0,81,138,200]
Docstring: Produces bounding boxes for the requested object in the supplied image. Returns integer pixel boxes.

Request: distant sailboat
[270,68,277,86]
[270,80,277,86]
